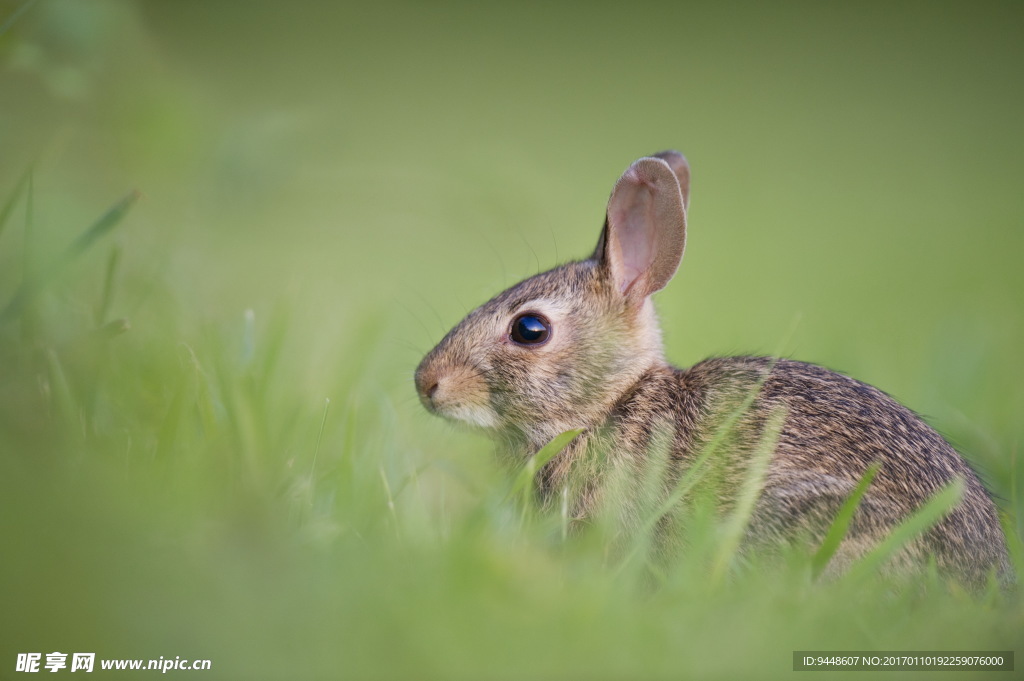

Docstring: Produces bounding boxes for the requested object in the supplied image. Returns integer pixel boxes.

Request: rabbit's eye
[510,313,551,346]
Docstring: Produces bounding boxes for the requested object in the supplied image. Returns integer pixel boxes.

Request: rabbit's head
[415,152,690,450]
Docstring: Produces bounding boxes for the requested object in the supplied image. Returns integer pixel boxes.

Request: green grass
[0,164,1020,681]
[2,2,1023,679]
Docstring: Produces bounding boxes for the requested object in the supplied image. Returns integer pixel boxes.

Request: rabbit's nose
[414,365,440,405]
[424,380,439,400]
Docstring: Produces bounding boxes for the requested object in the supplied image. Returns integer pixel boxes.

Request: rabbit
[414,151,1012,587]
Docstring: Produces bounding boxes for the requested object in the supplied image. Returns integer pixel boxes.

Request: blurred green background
[1,1,1022,679]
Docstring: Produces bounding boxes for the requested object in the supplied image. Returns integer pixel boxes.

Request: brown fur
[415,152,1011,587]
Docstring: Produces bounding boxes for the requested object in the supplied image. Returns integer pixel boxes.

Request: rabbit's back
[671,356,1011,584]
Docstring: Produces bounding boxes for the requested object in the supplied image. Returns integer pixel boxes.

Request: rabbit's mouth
[435,402,500,430]
[420,392,500,430]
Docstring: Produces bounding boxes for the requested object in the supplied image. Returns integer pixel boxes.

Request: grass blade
[308,397,331,508]
[0,0,36,38]
[66,190,141,259]
[45,348,80,438]
[711,404,787,583]
[95,245,122,327]
[0,168,32,243]
[617,325,800,577]
[1,190,139,324]
[811,462,881,579]
[845,476,966,583]
[380,466,400,539]
[625,360,781,556]
[506,428,584,504]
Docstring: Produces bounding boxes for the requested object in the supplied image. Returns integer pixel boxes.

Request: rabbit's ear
[594,155,687,301]
[652,150,690,211]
